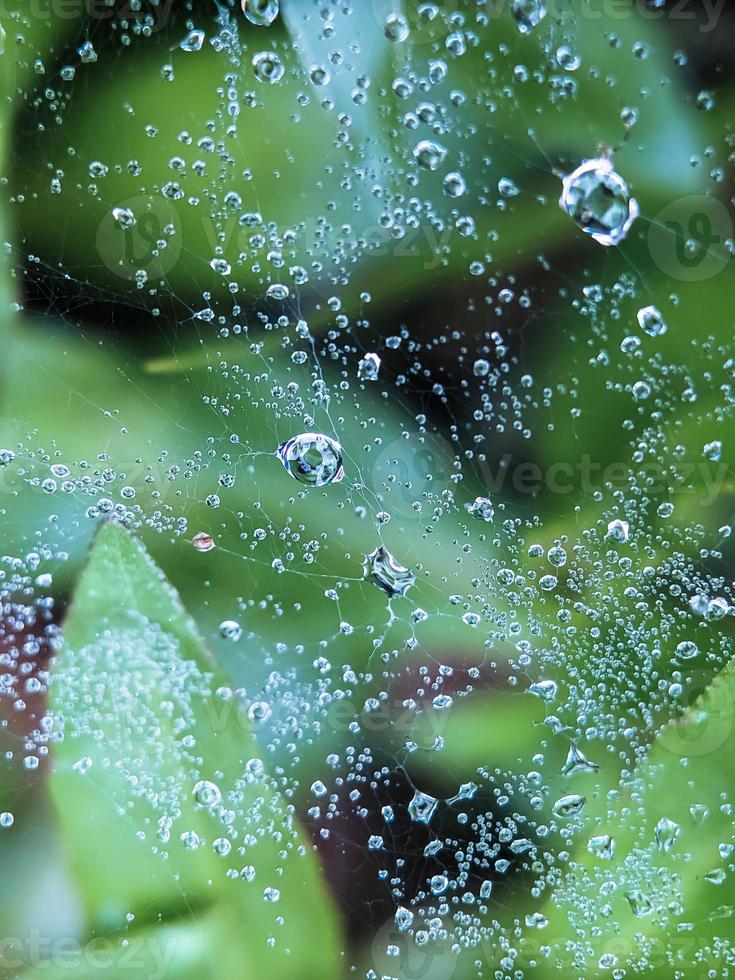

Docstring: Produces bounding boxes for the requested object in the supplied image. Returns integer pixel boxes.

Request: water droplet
[78,40,97,64]
[363,546,415,598]
[276,432,345,487]
[266,283,289,300]
[627,890,653,916]
[528,679,557,702]
[704,440,722,462]
[408,789,438,824]
[395,906,414,931]
[704,868,727,885]
[252,51,284,84]
[559,158,639,246]
[556,45,581,71]
[675,640,698,660]
[193,779,222,808]
[561,744,599,776]
[606,519,630,543]
[112,207,136,230]
[219,620,242,642]
[466,496,494,522]
[498,177,520,198]
[358,352,381,381]
[192,532,216,552]
[587,834,615,860]
[384,12,410,43]
[511,0,547,33]
[241,0,279,26]
[637,305,667,336]
[180,29,205,53]
[413,140,447,171]
[210,257,231,276]
[654,816,680,852]
[552,794,586,818]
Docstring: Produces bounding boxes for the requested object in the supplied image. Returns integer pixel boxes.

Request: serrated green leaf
[536,658,735,976]
[47,520,340,979]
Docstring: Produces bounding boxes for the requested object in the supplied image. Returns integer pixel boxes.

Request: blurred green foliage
[0,0,734,977]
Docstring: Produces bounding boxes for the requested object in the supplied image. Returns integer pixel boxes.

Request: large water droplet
[363,546,415,598]
[242,0,279,27]
[413,140,447,171]
[277,433,345,487]
[408,789,438,824]
[511,0,547,34]
[252,50,284,84]
[559,158,639,246]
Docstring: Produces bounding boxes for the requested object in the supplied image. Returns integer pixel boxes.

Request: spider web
[2,0,735,975]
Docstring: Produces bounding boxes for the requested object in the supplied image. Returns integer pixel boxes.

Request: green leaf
[537,659,735,976]
[46,520,340,979]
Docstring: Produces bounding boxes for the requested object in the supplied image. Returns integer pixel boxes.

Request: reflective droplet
[112,207,136,230]
[528,679,557,702]
[193,779,222,808]
[78,40,97,64]
[637,305,667,336]
[219,620,242,642]
[655,816,680,853]
[587,834,615,860]
[606,519,630,543]
[511,0,547,34]
[277,433,344,487]
[413,140,447,171]
[192,532,216,552]
[467,496,494,522]
[180,29,205,52]
[559,158,639,246]
[384,12,410,43]
[242,0,279,27]
[266,283,289,300]
[561,744,599,776]
[252,51,284,84]
[552,794,586,818]
[358,352,381,381]
[627,890,653,916]
[395,906,413,931]
[408,789,438,824]
[363,546,415,598]
[675,640,698,660]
